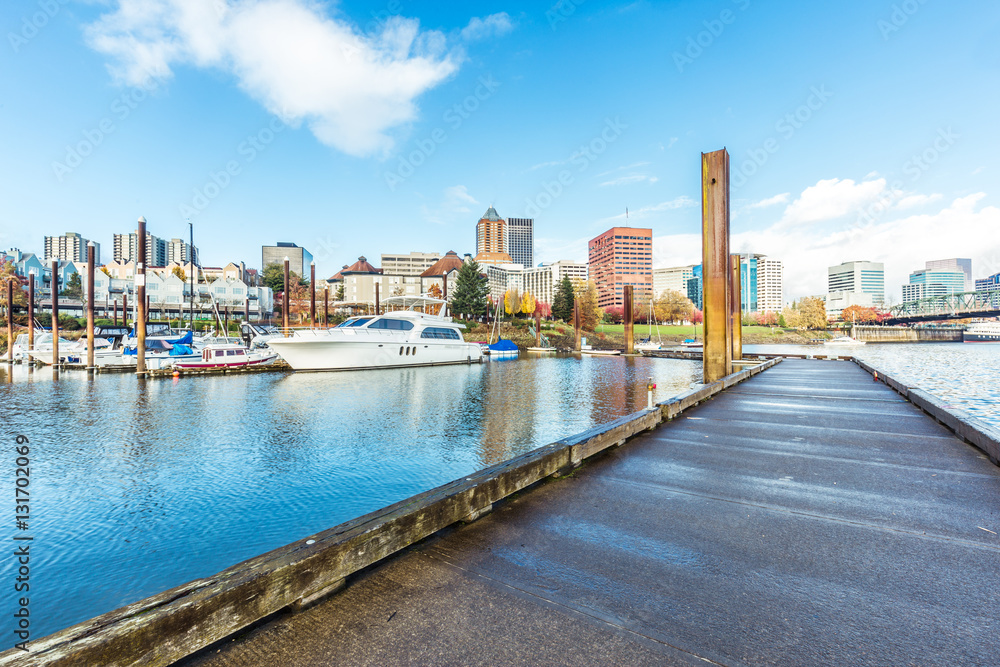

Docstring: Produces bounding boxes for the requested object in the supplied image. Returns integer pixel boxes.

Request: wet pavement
[181,360,1000,666]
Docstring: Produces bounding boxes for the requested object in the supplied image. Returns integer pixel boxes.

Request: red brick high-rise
[588,227,653,309]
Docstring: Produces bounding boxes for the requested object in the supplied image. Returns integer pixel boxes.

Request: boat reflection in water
[267,296,483,371]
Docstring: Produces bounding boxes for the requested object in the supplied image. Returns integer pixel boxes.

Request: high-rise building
[474,207,514,266]
[113,231,167,266]
[827,261,885,305]
[506,217,534,268]
[756,257,784,314]
[653,265,697,296]
[925,258,972,291]
[44,232,99,264]
[588,227,653,309]
[902,268,966,301]
[166,238,199,266]
[380,252,442,276]
[976,272,1000,300]
[687,266,703,310]
[262,242,313,277]
[522,261,588,306]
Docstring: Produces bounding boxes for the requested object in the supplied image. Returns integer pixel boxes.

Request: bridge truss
[887,290,1000,324]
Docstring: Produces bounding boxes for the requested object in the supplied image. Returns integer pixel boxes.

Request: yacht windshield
[347,318,372,327]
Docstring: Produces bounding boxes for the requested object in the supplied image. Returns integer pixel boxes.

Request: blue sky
[2,0,999,300]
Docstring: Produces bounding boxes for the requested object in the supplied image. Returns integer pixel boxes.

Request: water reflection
[0,355,698,637]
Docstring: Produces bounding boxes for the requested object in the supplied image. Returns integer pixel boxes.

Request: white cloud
[421,185,479,225]
[777,177,889,228]
[599,196,697,224]
[747,193,790,209]
[460,13,514,41]
[652,180,1000,304]
[599,174,658,187]
[86,0,461,157]
[895,193,943,209]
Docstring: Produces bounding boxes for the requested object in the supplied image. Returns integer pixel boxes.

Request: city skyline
[2,2,999,303]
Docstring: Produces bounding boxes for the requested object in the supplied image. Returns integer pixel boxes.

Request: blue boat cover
[489,339,518,352]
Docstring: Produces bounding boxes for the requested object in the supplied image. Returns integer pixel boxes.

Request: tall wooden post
[730,254,742,362]
[136,217,148,376]
[375,282,380,315]
[245,297,250,323]
[624,285,634,355]
[282,257,290,333]
[573,298,582,352]
[535,310,542,347]
[5,280,13,364]
[123,294,128,326]
[27,280,34,351]
[86,243,96,371]
[442,273,448,300]
[309,261,316,325]
[323,287,329,326]
[113,299,118,326]
[51,261,59,368]
[701,149,732,383]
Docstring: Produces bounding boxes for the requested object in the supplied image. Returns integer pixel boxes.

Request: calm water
[744,342,1000,426]
[0,355,700,637]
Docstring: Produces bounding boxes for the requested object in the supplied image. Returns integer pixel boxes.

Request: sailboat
[636,298,664,352]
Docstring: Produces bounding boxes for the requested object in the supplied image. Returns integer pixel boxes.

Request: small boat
[825,335,866,346]
[581,348,622,356]
[637,300,665,351]
[172,344,278,369]
[680,339,702,348]
[963,320,1000,342]
[636,339,663,352]
[487,339,519,360]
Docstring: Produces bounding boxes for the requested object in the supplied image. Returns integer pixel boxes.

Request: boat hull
[266,338,483,371]
[963,333,1000,342]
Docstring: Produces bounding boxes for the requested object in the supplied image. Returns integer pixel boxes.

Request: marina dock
[157,358,994,666]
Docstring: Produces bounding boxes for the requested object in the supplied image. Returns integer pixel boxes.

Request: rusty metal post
[87,243,96,371]
[5,279,13,364]
[225,306,230,337]
[123,293,128,325]
[27,280,34,352]
[245,297,250,323]
[310,261,316,325]
[323,287,329,326]
[442,273,448,300]
[574,298,582,352]
[145,294,150,325]
[701,149,732,382]
[730,254,742,362]
[624,285,634,355]
[375,281,380,316]
[282,257,290,334]
[136,216,147,377]
[51,261,59,368]
[113,298,118,326]
[535,310,542,347]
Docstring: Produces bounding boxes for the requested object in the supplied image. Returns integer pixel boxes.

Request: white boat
[825,335,867,346]
[266,296,483,372]
[963,320,1000,342]
[171,344,278,369]
[581,347,622,356]
[637,299,665,352]
[680,339,702,348]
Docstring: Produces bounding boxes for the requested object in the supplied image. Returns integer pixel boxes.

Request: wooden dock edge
[851,358,1000,466]
[0,359,781,667]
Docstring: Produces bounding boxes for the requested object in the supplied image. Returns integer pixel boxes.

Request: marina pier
[3,356,998,666]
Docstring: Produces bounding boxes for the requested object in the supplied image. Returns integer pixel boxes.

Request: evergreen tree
[61,273,83,299]
[262,263,284,293]
[552,275,575,322]
[335,283,345,300]
[450,260,489,319]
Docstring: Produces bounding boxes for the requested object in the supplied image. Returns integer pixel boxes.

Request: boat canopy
[489,339,518,352]
[381,295,448,315]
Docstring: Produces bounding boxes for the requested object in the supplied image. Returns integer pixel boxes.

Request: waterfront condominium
[262,242,313,277]
[474,206,514,266]
[113,231,167,266]
[44,231,100,264]
[166,238,199,266]
[522,261,589,306]
[588,227,653,309]
[506,218,534,268]
[756,256,784,313]
[380,251,441,276]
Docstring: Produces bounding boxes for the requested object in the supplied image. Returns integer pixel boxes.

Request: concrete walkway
[182,360,1000,666]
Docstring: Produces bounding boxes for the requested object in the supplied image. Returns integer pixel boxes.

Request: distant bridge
[886,290,1000,324]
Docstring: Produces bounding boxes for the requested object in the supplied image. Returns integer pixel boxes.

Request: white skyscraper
[756,257,784,313]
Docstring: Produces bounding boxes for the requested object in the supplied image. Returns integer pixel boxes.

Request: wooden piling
[86,243,96,370]
[5,279,13,364]
[51,260,59,368]
[324,287,329,326]
[574,298,582,352]
[701,149,732,383]
[310,262,316,325]
[244,297,250,324]
[624,285,634,355]
[136,217,148,377]
[375,282,380,316]
[113,298,118,326]
[730,254,742,362]
[535,310,542,347]
[27,281,34,351]
[282,258,290,333]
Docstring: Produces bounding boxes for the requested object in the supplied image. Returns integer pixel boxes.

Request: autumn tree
[172,266,187,282]
[655,289,695,324]
[504,288,522,317]
[427,283,443,299]
[797,296,829,329]
[0,261,26,309]
[520,291,536,317]
[840,305,878,325]
[579,281,602,331]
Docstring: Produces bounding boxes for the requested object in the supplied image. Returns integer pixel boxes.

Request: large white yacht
[963,320,1000,342]
[266,297,483,371]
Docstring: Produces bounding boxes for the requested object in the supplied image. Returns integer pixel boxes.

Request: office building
[522,261,589,306]
[506,217,534,268]
[827,261,885,306]
[166,238,199,266]
[262,242,313,277]
[687,266,703,310]
[902,268,966,302]
[976,272,1000,300]
[925,258,972,291]
[474,206,514,266]
[381,252,441,276]
[588,227,653,309]
[756,257,784,314]
[653,265,697,297]
[114,231,167,266]
[44,232,99,264]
